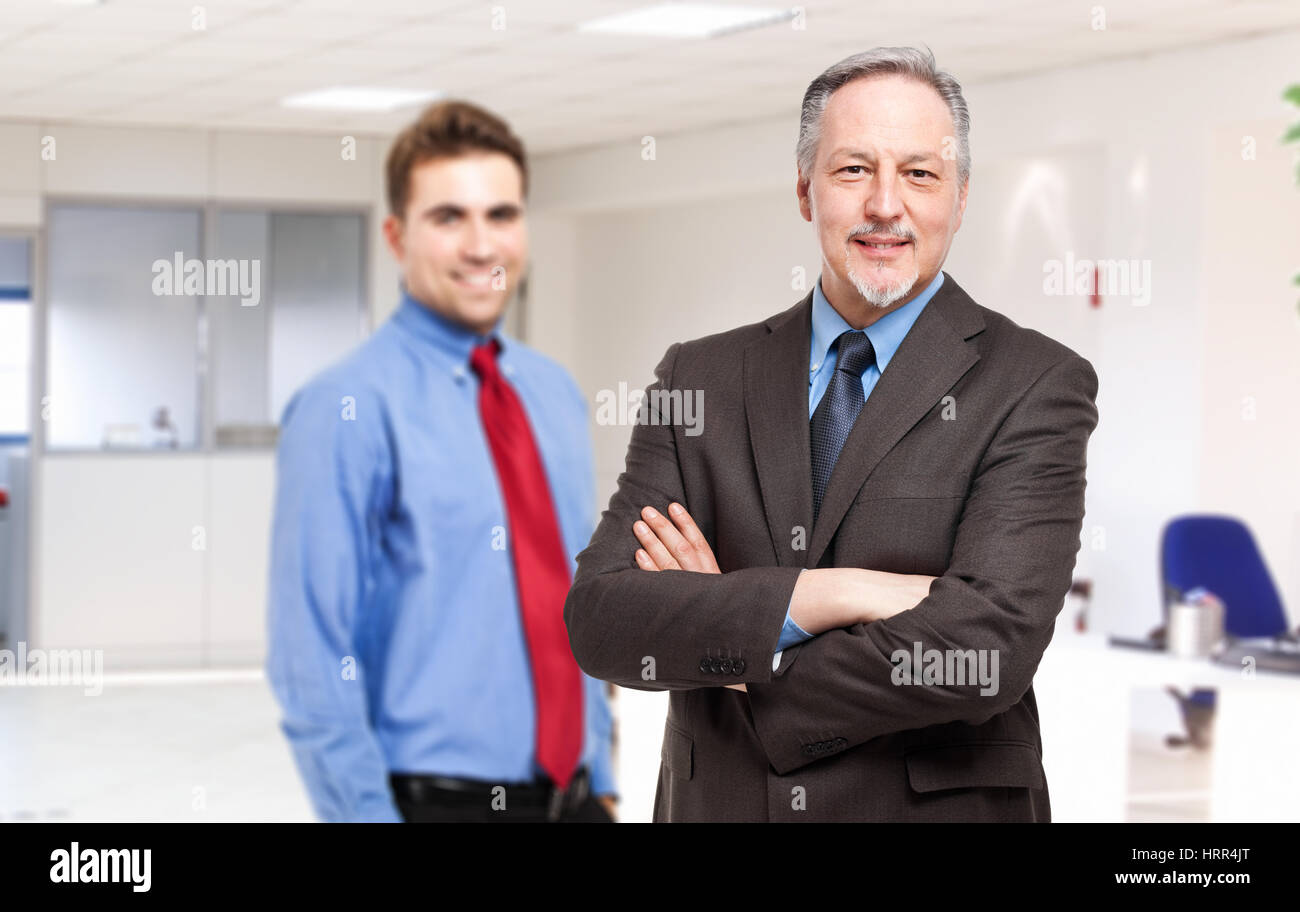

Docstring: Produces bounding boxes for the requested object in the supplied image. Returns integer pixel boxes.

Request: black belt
[390,766,591,822]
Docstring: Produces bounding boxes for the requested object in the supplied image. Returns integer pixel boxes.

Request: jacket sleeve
[747,354,1100,774]
[265,380,403,822]
[564,341,804,691]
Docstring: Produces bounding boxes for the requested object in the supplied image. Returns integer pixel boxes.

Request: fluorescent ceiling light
[280,87,441,112]
[579,3,795,39]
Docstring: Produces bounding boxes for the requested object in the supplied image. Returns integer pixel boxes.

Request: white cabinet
[36,452,275,669]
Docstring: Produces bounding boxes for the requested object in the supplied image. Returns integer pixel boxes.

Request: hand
[633,505,740,692]
[859,569,939,623]
[632,503,720,573]
[787,567,939,633]
[598,794,618,820]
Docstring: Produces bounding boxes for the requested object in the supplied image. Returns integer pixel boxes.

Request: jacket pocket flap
[662,724,693,780]
[905,741,1044,793]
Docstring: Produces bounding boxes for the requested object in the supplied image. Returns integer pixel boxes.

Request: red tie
[469,338,583,789]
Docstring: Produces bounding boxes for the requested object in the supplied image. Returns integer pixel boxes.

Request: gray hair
[796,46,970,186]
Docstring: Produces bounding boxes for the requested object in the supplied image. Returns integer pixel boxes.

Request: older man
[565,46,1099,822]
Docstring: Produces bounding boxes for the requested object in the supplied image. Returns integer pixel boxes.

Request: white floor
[0,668,1224,824]
[0,669,666,823]
[0,670,316,822]
[1125,729,1213,822]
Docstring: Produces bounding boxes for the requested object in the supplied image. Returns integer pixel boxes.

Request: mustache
[847,224,914,243]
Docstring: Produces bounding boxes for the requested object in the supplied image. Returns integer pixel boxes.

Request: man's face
[797,74,968,325]
[383,152,527,335]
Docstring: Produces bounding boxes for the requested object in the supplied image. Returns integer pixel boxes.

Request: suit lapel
[743,291,814,567]
[805,271,986,568]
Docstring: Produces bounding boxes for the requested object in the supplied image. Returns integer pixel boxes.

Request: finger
[634,519,677,570]
[666,502,719,572]
[634,518,679,570]
[640,506,699,571]
[634,548,659,572]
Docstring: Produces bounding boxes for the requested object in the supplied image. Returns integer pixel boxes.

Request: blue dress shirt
[772,271,946,661]
[266,288,616,823]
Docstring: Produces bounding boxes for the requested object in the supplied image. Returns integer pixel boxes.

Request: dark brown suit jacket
[564,271,1100,822]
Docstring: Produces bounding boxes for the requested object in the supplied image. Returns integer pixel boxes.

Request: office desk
[1035,621,1300,821]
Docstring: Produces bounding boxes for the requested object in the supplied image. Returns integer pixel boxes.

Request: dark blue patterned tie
[810,330,876,521]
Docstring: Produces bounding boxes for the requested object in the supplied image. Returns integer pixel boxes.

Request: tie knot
[834,330,875,375]
[469,338,501,378]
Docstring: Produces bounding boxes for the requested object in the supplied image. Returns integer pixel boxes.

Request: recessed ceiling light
[579,3,796,39]
[280,87,442,113]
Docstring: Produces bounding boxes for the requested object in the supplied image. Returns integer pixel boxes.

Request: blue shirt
[773,271,945,661]
[266,289,616,823]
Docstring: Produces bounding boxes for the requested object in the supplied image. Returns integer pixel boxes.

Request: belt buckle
[546,786,566,822]
[545,768,588,822]
[572,767,590,809]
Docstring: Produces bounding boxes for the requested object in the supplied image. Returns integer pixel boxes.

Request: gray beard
[845,247,919,308]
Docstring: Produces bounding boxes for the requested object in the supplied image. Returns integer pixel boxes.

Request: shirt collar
[810,270,945,376]
[391,286,511,378]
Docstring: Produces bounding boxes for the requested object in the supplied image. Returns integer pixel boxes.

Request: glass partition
[44,202,367,451]
[46,204,201,450]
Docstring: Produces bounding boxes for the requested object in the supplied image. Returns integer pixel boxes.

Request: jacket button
[732,658,746,675]
[709,658,723,673]
[699,658,712,673]
[719,658,733,674]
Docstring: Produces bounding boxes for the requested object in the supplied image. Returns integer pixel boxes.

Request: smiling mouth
[453,271,496,287]
[854,239,910,250]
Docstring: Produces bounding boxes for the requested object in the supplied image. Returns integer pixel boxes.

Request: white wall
[1201,117,1300,626]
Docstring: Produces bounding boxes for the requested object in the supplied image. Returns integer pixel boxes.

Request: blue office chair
[1160,514,1292,640]
[1157,515,1297,752]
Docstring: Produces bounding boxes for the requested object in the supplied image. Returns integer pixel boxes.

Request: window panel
[46,205,200,450]
[268,212,365,426]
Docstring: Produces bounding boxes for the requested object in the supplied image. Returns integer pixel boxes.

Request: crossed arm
[630,501,936,692]
[563,341,941,696]
[565,340,1099,774]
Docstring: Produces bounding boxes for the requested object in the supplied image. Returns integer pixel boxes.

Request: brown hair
[385,99,528,218]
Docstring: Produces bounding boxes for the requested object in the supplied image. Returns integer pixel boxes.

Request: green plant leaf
[1286,123,1300,144]
[1285,84,1300,106]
